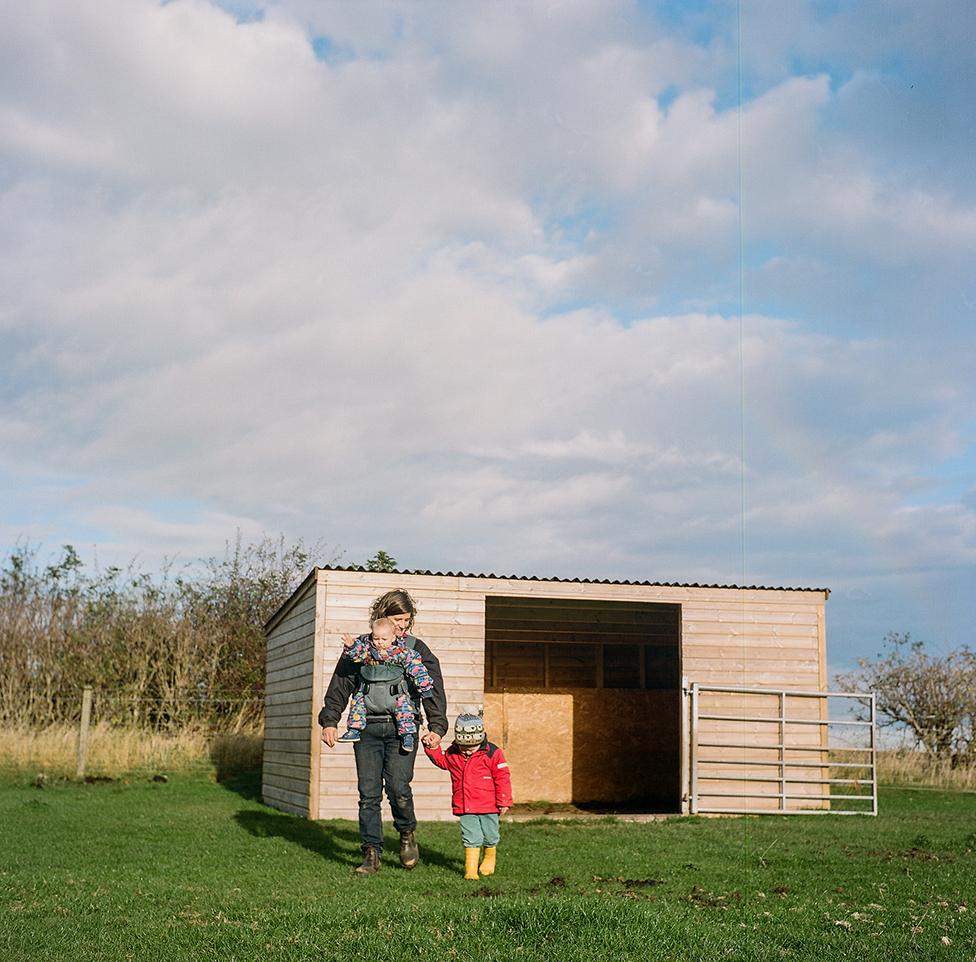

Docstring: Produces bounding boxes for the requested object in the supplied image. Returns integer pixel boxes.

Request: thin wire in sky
[736,0,746,595]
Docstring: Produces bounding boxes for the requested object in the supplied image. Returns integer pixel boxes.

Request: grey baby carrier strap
[358,634,419,715]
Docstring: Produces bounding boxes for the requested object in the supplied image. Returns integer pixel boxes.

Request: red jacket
[425,741,513,815]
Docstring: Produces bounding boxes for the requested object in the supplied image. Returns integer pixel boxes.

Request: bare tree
[836,632,975,761]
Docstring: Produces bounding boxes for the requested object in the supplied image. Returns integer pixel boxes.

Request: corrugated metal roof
[317,564,830,595]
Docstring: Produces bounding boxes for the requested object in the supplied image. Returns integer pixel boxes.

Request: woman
[319,588,448,874]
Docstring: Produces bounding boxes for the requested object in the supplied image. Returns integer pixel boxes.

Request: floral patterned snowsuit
[343,634,434,738]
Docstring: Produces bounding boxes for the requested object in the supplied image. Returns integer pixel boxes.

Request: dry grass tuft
[876,749,976,791]
[0,724,263,780]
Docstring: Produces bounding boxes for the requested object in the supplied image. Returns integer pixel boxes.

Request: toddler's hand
[499,806,510,817]
[341,633,356,648]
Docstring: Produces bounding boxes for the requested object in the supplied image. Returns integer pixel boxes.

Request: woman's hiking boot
[399,831,419,870]
[464,847,481,880]
[479,846,497,876]
[354,847,381,875]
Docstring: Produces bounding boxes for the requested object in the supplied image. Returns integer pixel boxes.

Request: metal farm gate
[687,683,877,816]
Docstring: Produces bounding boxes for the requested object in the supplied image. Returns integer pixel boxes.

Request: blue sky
[1,0,973,674]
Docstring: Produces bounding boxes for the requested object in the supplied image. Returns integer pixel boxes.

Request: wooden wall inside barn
[262,576,319,817]
[305,570,827,820]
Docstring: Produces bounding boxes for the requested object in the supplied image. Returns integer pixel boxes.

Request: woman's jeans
[353,716,418,854]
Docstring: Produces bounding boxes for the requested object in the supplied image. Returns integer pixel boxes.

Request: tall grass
[876,748,976,790]
[0,724,263,780]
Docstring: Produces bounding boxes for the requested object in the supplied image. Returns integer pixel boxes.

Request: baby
[338,616,434,752]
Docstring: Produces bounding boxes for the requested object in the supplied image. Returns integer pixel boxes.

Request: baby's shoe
[400,734,415,752]
[339,729,361,743]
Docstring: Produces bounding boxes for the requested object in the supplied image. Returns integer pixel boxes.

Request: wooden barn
[262,567,875,821]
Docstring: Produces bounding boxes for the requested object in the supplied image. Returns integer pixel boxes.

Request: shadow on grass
[234,809,463,873]
[234,808,362,865]
[215,769,263,802]
[221,770,461,873]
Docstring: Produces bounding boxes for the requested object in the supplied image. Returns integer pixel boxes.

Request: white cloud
[0,0,973,664]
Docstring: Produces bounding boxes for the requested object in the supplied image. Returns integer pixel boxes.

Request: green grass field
[1,773,973,962]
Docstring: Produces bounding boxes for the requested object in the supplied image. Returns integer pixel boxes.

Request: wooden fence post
[76,686,93,779]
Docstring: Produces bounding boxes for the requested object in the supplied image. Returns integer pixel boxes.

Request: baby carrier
[357,634,420,716]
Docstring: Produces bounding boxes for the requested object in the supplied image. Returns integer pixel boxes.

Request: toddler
[425,713,513,879]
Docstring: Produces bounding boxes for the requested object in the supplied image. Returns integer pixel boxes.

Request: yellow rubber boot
[479,846,497,876]
[464,847,481,880]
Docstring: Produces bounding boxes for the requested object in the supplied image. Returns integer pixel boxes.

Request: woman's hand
[421,731,442,750]
[321,727,338,748]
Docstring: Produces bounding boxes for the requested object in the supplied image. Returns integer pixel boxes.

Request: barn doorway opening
[482,594,682,813]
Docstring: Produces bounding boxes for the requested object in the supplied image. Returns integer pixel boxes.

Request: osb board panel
[483,690,679,806]
[484,692,573,802]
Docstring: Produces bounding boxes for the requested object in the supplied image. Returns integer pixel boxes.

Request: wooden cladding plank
[267,594,316,645]
[262,783,309,809]
[266,610,315,648]
[261,770,309,794]
[684,634,819,652]
[267,665,315,687]
[266,660,317,687]
[266,645,317,676]
[266,632,316,665]
[487,601,679,622]
[464,578,825,606]
[323,593,485,615]
[266,700,314,717]
[264,688,313,707]
[684,622,819,640]
[262,758,310,778]
[265,726,315,745]
[681,604,823,622]
[264,689,311,709]
[486,627,679,645]
[264,748,312,766]
[487,603,678,619]
[268,598,315,636]
[264,735,313,754]
[264,717,312,735]
[262,781,309,805]
[683,658,819,676]
[688,670,821,688]
[681,644,818,662]
[264,697,311,716]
